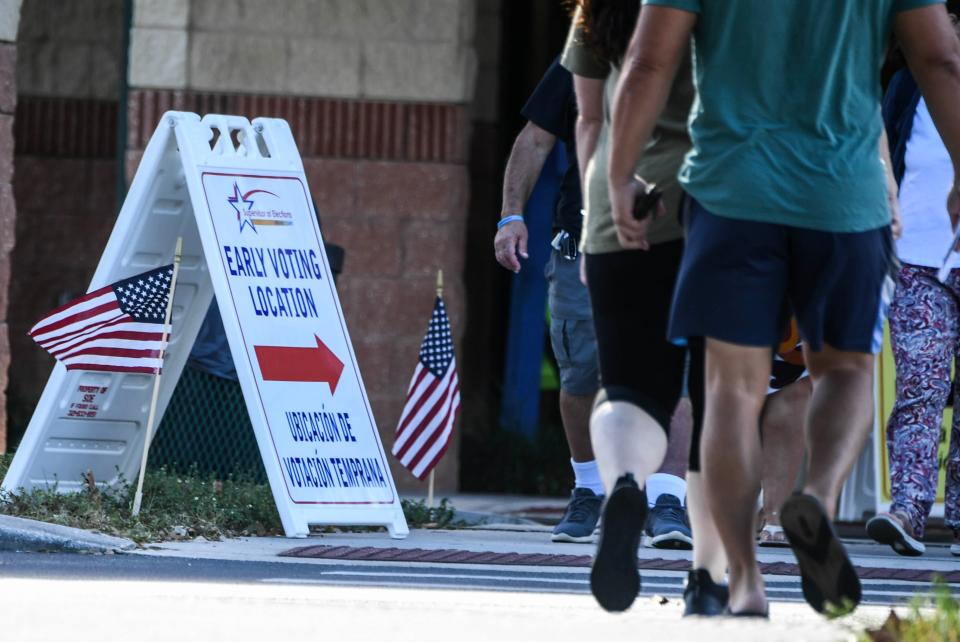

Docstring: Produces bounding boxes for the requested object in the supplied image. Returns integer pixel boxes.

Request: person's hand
[609,174,665,251]
[949,184,960,231]
[494,219,529,273]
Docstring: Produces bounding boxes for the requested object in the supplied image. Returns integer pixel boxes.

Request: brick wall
[0,0,21,453]
[126,0,479,492]
[7,0,123,448]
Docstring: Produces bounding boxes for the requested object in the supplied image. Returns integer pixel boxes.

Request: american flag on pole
[28,265,174,374]
[392,296,461,480]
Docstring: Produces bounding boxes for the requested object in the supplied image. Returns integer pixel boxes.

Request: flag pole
[132,237,184,517]
[427,269,443,509]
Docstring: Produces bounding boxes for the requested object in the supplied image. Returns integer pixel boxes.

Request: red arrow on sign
[254,335,345,394]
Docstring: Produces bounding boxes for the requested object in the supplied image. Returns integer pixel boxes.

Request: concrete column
[0,0,22,452]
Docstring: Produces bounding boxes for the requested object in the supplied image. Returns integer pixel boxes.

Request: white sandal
[758,523,790,547]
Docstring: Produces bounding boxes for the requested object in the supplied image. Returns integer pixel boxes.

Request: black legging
[687,336,704,472]
[584,240,706,472]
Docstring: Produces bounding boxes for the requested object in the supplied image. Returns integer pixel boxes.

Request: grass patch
[860,581,959,642]
[400,497,459,529]
[0,454,458,543]
[0,454,282,543]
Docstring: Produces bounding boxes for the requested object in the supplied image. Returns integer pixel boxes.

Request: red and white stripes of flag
[28,265,174,374]
[392,293,460,480]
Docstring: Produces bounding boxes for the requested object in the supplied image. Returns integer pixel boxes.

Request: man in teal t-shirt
[590,0,960,619]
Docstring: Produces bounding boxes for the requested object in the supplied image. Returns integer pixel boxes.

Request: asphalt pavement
[0,494,956,642]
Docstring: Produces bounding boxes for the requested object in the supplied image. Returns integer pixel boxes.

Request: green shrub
[860,581,959,642]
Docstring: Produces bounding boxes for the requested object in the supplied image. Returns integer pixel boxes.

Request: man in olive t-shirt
[602,0,960,619]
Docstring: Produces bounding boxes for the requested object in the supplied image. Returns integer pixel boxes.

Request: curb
[0,515,136,553]
[451,510,541,527]
[280,544,960,583]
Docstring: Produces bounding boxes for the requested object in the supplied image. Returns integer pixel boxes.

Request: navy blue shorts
[669,200,895,354]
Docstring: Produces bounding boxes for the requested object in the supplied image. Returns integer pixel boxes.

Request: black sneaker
[682,568,729,617]
[645,494,693,550]
[590,473,647,612]
[552,488,603,543]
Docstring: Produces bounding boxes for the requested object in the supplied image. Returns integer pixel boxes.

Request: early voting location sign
[2,112,409,538]
[202,171,396,508]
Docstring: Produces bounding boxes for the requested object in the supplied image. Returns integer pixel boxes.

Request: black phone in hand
[633,184,663,221]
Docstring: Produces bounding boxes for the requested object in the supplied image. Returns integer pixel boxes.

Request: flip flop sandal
[724,605,769,619]
[758,524,790,548]
[590,474,647,612]
[780,493,861,616]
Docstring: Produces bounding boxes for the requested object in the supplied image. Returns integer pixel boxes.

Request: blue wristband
[497,214,524,230]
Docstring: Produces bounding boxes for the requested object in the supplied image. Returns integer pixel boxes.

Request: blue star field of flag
[112,264,174,323]
[419,297,455,378]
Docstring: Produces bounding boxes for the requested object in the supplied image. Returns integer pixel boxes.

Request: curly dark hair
[568,0,641,66]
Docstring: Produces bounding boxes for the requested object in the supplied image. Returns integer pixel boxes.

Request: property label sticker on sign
[67,384,108,419]
[200,172,395,505]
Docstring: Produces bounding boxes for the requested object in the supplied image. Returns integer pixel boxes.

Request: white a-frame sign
[2,112,409,538]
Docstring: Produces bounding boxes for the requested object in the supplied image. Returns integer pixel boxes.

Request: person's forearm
[898,8,960,181]
[576,116,602,188]
[572,75,605,188]
[879,129,897,197]
[914,59,960,181]
[608,8,691,188]
[501,126,555,216]
[608,63,673,187]
[880,128,902,238]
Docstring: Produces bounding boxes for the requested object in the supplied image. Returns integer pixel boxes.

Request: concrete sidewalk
[134,490,959,581]
[131,523,944,642]
[94,493,960,641]
[424,493,959,573]
[137,523,959,578]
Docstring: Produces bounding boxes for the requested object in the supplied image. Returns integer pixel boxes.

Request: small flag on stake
[28,265,175,374]
[392,287,461,481]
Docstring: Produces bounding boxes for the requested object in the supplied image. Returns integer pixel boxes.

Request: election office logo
[227,182,293,233]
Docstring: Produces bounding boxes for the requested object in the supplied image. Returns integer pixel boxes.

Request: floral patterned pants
[887,264,960,537]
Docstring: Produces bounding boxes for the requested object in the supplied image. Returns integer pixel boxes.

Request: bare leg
[701,338,771,614]
[801,345,875,518]
[687,471,727,583]
[560,390,596,463]
[659,399,692,478]
[591,400,668,494]
[761,378,811,526]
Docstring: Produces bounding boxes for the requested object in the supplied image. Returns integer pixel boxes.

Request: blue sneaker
[552,487,603,543]
[645,494,693,550]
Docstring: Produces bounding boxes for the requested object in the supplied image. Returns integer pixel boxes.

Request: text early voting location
[1,112,409,538]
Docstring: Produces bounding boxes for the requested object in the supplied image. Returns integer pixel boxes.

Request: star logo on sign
[228,182,257,235]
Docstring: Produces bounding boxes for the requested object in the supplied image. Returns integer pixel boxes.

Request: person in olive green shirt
[607,0,960,619]
[561,4,732,616]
